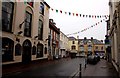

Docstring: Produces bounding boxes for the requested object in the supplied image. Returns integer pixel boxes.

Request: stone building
[108,0,120,76]
[1,0,50,65]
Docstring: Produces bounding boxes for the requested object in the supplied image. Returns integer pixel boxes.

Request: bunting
[51,8,109,18]
[66,17,108,36]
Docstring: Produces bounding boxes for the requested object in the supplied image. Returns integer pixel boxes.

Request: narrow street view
[1,0,120,78]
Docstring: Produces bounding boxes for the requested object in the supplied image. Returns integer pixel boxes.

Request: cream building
[68,37,78,57]
[109,0,120,76]
[78,37,105,57]
[1,0,50,65]
[59,31,69,58]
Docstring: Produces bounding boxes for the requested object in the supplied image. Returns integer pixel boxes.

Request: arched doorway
[2,37,14,62]
[22,39,32,63]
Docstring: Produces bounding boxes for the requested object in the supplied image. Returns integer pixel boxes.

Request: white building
[1,0,50,65]
[59,31,69,58]
[109,0,120,76]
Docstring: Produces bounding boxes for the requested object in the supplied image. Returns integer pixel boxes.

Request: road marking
[69,69,79,78]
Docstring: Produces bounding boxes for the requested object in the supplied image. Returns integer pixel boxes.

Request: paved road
[3,57,86,77]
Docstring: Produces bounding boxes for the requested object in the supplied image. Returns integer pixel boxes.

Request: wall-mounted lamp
[19,19,26,29]
[18,31,23,35]
[34,36,38,39]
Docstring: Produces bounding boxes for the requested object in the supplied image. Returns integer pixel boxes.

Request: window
[44,47,47,54]
[32,46,36,55]
[27,0,34,7]
[101,46,103,50]
[15,44,21,56]
[2,2,14,32]
[96,46,98,49]
[72,41,75,44]
[38,20,43,40]
[71,45,76,50]
[24,11,32,37]
[37,43,43,58]
[40,2,44,15]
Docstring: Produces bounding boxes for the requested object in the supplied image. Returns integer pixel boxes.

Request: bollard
[85,57,87,68]
[79,64,82,78]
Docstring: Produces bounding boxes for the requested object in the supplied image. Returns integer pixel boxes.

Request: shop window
[32,46,36,55]
[36,43,43,58]
[15,43,21,56]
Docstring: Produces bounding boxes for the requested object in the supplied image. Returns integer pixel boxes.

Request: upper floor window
[40,2,44,15]
[96,46,98,50]
[24,11,32,37]
[101,46,103,50]
[72,41,75,44]
[71,45,76,50]
[38,20,43,40]
[27,0,34,7]
[2,2,14,32]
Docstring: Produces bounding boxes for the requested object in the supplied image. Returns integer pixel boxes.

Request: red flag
[76,13,78,16]
[73,13,74,16]
[60,10,62,13]
[51,8,53,11]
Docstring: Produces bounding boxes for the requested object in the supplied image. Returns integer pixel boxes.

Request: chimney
[91,37,93,40]
[84,37,87,40]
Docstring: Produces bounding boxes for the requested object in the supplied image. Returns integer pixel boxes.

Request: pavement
[72,59,119,78]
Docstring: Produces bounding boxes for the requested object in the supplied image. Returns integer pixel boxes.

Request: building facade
[59,31,69,58]
[48,19,60,60]
[1,0,50,65]
[68,37,79,57]
[108,0,120,76]
[78,37,105,57]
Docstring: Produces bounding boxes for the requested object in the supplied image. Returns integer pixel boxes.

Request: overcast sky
[45,0,109,40]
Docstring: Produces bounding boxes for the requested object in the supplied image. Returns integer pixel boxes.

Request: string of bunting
[50,8,109,18]
[66,18,108,36]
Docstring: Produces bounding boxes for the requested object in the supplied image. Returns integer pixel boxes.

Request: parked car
[87,55,100,64]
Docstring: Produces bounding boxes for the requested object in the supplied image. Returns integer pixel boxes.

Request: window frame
[2,2,14,32]
[24,11,32,37]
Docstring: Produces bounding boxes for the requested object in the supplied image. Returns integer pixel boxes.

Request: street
[2,57,118,78]
[2,57,85,77]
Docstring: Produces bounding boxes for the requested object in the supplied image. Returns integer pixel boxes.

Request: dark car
[87,55,100,64]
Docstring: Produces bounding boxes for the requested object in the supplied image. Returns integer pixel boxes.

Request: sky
[45,0,109,40]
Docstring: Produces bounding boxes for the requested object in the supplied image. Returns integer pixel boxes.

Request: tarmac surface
[2,57,119,78]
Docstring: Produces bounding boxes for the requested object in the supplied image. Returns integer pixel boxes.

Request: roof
[78,39,104,45]
[68,36,77,40]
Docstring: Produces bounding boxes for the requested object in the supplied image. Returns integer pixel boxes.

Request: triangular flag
[24,0,27,4]
[56,10,58,13]
[73,13,74,16]
[80,14,81,17]
[69,12,71,15]
[83,15,85,17]
[76,13,78,16]
[89,15,91,18]
[51,8,53,11]
[60,10,62,13]
[65,12,67,14]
